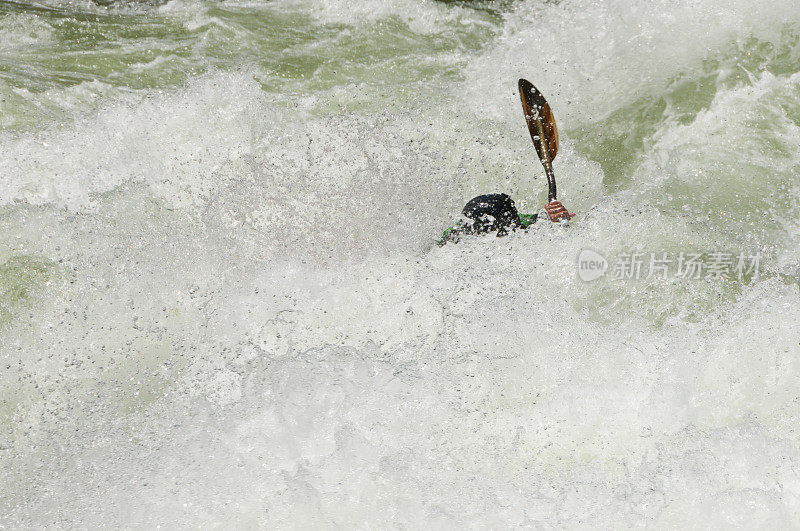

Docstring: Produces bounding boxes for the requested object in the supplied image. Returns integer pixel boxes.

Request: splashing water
[2,0,800,526]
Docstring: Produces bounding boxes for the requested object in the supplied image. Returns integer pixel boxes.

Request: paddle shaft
[534,117,557,201]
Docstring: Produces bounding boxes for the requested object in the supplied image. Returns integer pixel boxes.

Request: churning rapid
[2,0,800,526]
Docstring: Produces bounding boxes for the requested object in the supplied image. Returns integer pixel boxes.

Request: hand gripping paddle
[518,78,575,223]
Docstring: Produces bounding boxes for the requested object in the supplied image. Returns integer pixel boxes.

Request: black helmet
[460,193,522,236]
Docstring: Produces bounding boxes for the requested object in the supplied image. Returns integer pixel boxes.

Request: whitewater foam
[2,0,800,527]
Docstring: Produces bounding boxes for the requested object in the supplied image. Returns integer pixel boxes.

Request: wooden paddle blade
[518,78,558,162]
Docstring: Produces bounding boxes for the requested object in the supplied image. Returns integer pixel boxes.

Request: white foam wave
[4,212,799,526]
[0,13,55,49]
[0,73,267,210]
[467,0,800,127]
[274,0,490,34]
[3,0,800,526]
